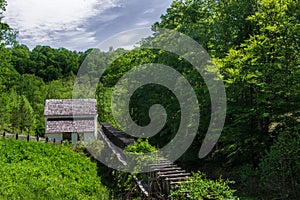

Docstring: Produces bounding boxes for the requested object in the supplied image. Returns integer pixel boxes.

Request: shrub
[170,172,238,200]
[258,122,300,199]
[125,138,157,153]
[124,138,158,173]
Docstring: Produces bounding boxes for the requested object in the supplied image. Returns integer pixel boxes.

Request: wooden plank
[133,176,149,197]
[165,176,188,181]
[162,176,190,196]
[151,166,181,171]
[150,163,176,170]
[157,170,186,176]
[159,173,190,179]
[150,167,181,180]
[148,161,172,166]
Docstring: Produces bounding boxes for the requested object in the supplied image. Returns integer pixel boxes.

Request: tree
[153,0,216,51]
[10,94,35,134]
[11,44,31,74]
[0,0,16,45]
[0,93,10,130]
[18,95,35,134]
[46,76,74,99]
[18,74,47,135]
[55,47,79,76]
[27,45,81,82]
[216,0,300,165]
[258,117,300,199]
[0,46,19,92]
[153,0,257,58]
[0,0,18,132]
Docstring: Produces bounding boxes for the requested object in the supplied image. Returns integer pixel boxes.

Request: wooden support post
[16,133,18,140]
[37,135,39,142]
[3,131,5,138]
[53,138,56,144]
[46,137,49,143]
[27,134,30,142]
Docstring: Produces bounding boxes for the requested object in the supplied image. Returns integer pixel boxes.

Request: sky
[4,0,173,51]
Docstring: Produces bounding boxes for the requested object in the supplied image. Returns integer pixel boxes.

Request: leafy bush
[234,164,259,197]
[258,121,300,199]
[125,138,157,153]
[124,138,158,173]
[0,138,109,199]
[170,172,238,200]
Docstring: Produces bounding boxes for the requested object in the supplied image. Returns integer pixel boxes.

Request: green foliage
[125,138,157,153]
[0,46,76,135]
[18,74,48,135]
[11,44,31,74]
[27,45,80,82]
[14,95,36,134]
[125,138,158,175]
[233,164,259,197]
[170,172,238,200]
[211,0,300,166]
[46,76,74,99]
[154,0,257,58]
[258,116,300,199]
[0,46,20,93]
[0,0,16,45]
[0,138,109,200]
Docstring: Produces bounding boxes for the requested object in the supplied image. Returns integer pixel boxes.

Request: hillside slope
[0,138,109,200]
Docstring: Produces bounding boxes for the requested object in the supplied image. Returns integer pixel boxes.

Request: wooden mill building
[44,99,98,143]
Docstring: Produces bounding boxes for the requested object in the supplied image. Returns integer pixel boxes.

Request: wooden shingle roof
[46,120,95,133]
[44,99,97,116]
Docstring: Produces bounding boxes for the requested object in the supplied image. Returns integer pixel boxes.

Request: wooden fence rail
[0,131,64,145]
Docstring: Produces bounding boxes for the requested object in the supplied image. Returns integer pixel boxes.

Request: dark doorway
[63,133,72,141]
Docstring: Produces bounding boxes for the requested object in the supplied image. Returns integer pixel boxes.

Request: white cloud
[4,0,120,49]
[3,0,173,51]
[99,28,153,51]
[135,20,151,26]
[63,31,97,50]
[143,9,155,14]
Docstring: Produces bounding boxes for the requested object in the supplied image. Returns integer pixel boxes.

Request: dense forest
[0,0,300,199]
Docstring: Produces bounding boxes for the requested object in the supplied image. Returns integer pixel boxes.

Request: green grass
[0,138,109,200]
